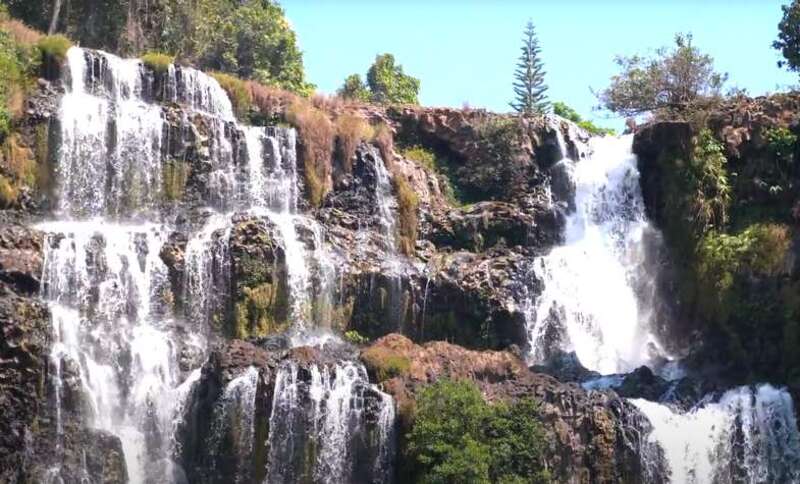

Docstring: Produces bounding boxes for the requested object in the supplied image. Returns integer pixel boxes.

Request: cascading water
[530,126,800,483]
[40,221,190,483]
[370,146,398,251]
[207,366,260,483]
[265,361,396,484]
[42,46,395,482]
[631,385,800,483]
[524,133,664,374]
[58,48,165,218]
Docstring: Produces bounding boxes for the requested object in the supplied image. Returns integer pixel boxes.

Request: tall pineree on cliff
[511,20,549,115]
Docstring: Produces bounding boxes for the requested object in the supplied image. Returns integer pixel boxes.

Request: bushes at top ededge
[405,379,550,484]
[37,34,71,63]
[335,114,373,173]
[285,100,334,207]
[552,101,615,136]
[141,52,173,75]
[339,53,420,105]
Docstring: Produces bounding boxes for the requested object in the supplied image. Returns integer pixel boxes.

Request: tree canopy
[5,0,314,94]
[338,53,420,104]
[774,0,800,73]
[598,33,727,117]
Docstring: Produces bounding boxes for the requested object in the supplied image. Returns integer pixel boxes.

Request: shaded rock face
[0,282,50,483]
[361,334,667,484]
[178,340,394,484]
[633,94,800,389]
[390,107,571,203]
[316,132,568,350]
[428,200,564,252]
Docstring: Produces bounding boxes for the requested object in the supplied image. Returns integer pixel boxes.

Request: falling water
[164,64,235,120]
[524,134,663,374]
[40,221,191,483]
[242,124,330,332]
[58,48,165,219]
[43,46,392,482]
[265,361,395,484]
[370,147,398,251]
[183,212,233,328]
[41,47,227,481]
[631,385,800,483]
[207,366,260,482]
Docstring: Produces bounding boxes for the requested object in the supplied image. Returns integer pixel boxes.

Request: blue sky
[282,0,795,129]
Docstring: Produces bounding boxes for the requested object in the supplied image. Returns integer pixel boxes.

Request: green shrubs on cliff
[765,126,797,162]
[696,224,791,319]
[405,379,549,484]
[37,34,71,63]
[0,18,41,140]
[689,129,731,233]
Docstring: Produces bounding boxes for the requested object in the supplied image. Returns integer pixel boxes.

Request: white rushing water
[533,127,800,483]
[41,221,192,483]
[265,361,396,484]
[631,385,800,483]
[58,48,165,218]
[370,146,399,251]
[207,366,260,482]
[43,46,394,482]
[524,133,664,374]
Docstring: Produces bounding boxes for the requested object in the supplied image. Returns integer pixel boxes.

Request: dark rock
[531,350,600,382]
[0,283,49,483]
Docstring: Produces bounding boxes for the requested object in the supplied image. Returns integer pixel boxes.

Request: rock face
[362,334,666,484]
[633,93,800,397]
[311,108,585,351]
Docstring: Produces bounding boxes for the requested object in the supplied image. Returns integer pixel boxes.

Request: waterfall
[164,64,235,120]
[183,212,233,328]
[207,367,260,483]
[41,46,394,482]
[536,129,800,483]
[523,134,664,374]
[371,146,398,251]
[266,361,396,484]
[58,48,165,219]
[39,221,192,483]
[631,385,800,483]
